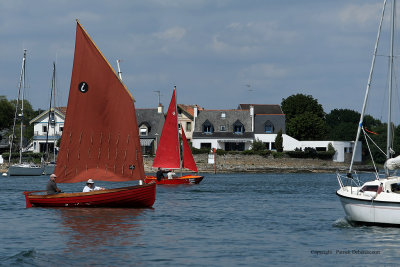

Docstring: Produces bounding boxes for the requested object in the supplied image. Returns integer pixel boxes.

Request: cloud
[154,26,186,41]
[339,3,382,28]
[239,63,288,80]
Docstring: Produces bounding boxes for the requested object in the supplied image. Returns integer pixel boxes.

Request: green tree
[0,96,15,130]
[281,94,326,140]
[281,93,325,121]
[251,139,265,152]
[275,129,283,152]
[286,112,327,140]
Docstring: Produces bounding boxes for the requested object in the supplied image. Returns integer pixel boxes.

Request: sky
[0,0,399,122]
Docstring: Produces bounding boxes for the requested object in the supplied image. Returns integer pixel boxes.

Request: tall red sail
[55,21,144,183]
[152,89,180,169]
[181,129,198,173]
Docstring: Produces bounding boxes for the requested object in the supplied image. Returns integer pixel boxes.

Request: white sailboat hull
[8,164,44,176]
[337,186,400,226]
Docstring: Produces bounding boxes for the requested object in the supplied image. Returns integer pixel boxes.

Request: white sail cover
[385,156,400,170]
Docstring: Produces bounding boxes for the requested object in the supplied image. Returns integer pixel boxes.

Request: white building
[29,107,66,153]
[254,133,362,163]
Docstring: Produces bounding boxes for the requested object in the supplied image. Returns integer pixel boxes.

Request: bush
[216,149,227,156]
[242,150,255,155]
[272,151,285,158]
[286,146,335,160]
[191,147,211,154]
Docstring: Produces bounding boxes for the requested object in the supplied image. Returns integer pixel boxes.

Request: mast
[174,86,183,176]
[116,59,122,80]
[386,0,396,176]
[8,50,26,165]
[19,50,26,164]
[349,0,387,173]
[45,62,56,162]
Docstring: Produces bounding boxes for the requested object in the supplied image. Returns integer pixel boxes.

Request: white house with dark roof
[28,107,66,153]
[238,104,286,150]
[192,107,254,151]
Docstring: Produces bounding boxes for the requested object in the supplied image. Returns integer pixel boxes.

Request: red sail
[152,89,180,169]
[181,129,198,173]
[55,21,144,183]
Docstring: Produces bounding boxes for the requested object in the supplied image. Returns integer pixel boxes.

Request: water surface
[0,173,398,266]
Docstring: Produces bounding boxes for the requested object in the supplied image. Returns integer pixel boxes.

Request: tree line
[0,96,44,148]
[282,93,399,164]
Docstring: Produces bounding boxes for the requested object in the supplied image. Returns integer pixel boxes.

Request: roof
[177,104,203,119]
[136,109,165,138]
[29,107,67,124]
[238,104,284,115]
[193,132,254,139]
[194,109,251,133]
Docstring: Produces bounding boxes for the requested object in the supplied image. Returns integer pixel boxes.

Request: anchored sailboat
[336,0,400,226]
[145,87,204,185]
[8,50,44,176]
[24,20,156,208]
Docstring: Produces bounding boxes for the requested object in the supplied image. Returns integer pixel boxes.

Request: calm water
[0,173,399,266]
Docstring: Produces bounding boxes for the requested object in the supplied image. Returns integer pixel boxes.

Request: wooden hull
[24,183,156,208]
[145,175,203,185]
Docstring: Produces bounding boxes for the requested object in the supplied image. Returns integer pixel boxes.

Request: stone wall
[144,154,372,174]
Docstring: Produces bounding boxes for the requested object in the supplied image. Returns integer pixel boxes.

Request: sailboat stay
[23,20,156,208]
[145,87,204,185]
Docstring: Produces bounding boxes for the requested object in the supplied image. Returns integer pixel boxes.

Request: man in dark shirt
[156,167,166,182]
[46,173,62,195]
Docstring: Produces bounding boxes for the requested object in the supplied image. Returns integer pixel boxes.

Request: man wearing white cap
[82,179,105,192]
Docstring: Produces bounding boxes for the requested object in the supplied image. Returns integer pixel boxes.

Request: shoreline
[1,154,373,175]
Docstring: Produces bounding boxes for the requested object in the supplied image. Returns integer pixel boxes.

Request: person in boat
[82,179,105,192]
[46,173,62,195]
[156,167,167,181]
[167,169,176,179]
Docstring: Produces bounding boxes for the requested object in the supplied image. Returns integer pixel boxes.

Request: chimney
[250,105,254,132]
[157,104,163,114]
[194,105,198,118]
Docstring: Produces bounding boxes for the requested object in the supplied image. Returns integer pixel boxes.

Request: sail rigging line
[362,128,380,175]
[349,0,387,173]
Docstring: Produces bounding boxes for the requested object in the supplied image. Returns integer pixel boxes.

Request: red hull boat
[145,175,203,185]
[146,88,204,185]
[24,21,156,208]
[24,183,156,208]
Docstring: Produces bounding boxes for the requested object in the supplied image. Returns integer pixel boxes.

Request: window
[264,121,274,133]
[221,113,226,118]
[271,142,276,150]
[233,120,244,134]
[49,111,56,126]
[344,147,353,153]
[42,125,47,133]
[139,125,148,136]
[220,125,226,131]
[60,126,64,132]
[202,120,214,134]
[186,122,191,131]
[201,143,211,149]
